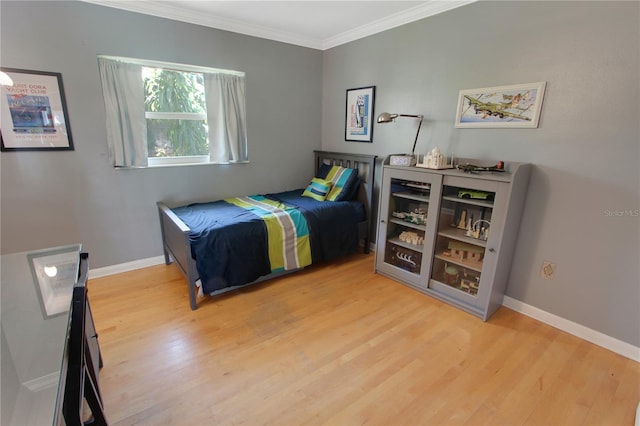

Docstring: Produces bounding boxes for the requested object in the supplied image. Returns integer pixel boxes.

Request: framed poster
[345,85,375,142]
[0,68,74,151]
[455,82,546,128]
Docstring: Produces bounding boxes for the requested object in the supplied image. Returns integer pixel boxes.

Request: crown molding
[82,0,322,49]
[321,0,477,50]
[81,0,476,50]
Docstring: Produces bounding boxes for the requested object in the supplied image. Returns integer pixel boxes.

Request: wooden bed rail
[157,202,199,309]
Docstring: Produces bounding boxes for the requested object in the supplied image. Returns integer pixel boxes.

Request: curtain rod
[97,55,245,77]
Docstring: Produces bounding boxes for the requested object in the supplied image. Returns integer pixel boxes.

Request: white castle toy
[417,147,452,169]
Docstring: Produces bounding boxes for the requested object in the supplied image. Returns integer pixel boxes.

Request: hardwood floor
[88,253,639,425]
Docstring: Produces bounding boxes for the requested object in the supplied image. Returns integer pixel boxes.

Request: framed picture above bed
[345,85,375,142]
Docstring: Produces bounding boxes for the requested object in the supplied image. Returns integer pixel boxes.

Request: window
[143,68,208,165]
[97,56,248,168]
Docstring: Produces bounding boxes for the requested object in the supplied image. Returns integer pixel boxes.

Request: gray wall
[322,1,639,346]
[1,1,638,348]
[0,1,322,266]
[1,326,19,425]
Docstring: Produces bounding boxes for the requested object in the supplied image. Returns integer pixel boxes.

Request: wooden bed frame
[157,150,377,310]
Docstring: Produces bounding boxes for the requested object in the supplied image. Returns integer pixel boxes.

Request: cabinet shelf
[434,252,483,272]
[437,228,487,247]
[404,182,431,190]
[442,195,493,208]
[392,191,430,203]
[389,218,426,231]
[388,237,424,253]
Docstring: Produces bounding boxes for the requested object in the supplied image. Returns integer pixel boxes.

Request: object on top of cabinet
[416,147,454,170]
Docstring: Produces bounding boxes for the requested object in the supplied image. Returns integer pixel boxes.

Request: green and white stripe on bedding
[226,195,312,272]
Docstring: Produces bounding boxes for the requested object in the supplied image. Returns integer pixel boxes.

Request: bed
[157,150,377,310]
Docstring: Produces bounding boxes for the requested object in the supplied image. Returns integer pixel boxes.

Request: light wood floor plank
[88,253,639,425]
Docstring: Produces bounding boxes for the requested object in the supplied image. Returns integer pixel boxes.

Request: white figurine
[417,147,450,169]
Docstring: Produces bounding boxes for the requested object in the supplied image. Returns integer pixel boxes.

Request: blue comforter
[172,189,365,294]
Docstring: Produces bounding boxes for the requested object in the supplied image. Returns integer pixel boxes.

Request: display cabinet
[375,168,442,288]
[375,161,531,320]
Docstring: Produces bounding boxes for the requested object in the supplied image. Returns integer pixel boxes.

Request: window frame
[98,55,247,168]
[142,67,208,166]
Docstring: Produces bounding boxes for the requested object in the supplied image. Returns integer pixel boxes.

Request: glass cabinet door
[375,163,528,320]
[429,177,501,306]
[376,168,441,287]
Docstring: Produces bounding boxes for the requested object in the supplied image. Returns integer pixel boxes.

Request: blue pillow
[302,177,332,201]
[318,165,359,201]
[316,163,332,179]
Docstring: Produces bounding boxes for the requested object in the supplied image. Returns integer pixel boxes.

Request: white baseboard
[88,255,165,279]
[502,295,639,362]
[87,255,639,362]
[23,372,59,392]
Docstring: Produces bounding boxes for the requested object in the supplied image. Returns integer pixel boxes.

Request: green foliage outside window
[143,68,208,157]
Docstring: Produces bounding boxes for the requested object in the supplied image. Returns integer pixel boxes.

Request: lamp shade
[376,112,424,157]
[377,112,398,123]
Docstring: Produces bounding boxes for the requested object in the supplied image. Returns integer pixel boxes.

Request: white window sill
[115,157,250,169]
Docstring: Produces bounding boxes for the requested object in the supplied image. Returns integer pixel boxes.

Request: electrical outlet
[541,261,556,280]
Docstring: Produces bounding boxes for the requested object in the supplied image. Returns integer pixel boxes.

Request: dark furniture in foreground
[62,252,107,426]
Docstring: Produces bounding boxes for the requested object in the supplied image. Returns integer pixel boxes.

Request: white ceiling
[82,0,476,50]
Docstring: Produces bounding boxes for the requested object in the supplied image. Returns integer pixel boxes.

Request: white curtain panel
[97,58,147,167]
[204,73,248,163]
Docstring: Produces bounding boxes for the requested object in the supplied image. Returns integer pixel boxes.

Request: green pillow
[302,177,333,201]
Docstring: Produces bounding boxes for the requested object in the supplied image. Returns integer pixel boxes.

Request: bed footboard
[157,202,199,310]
